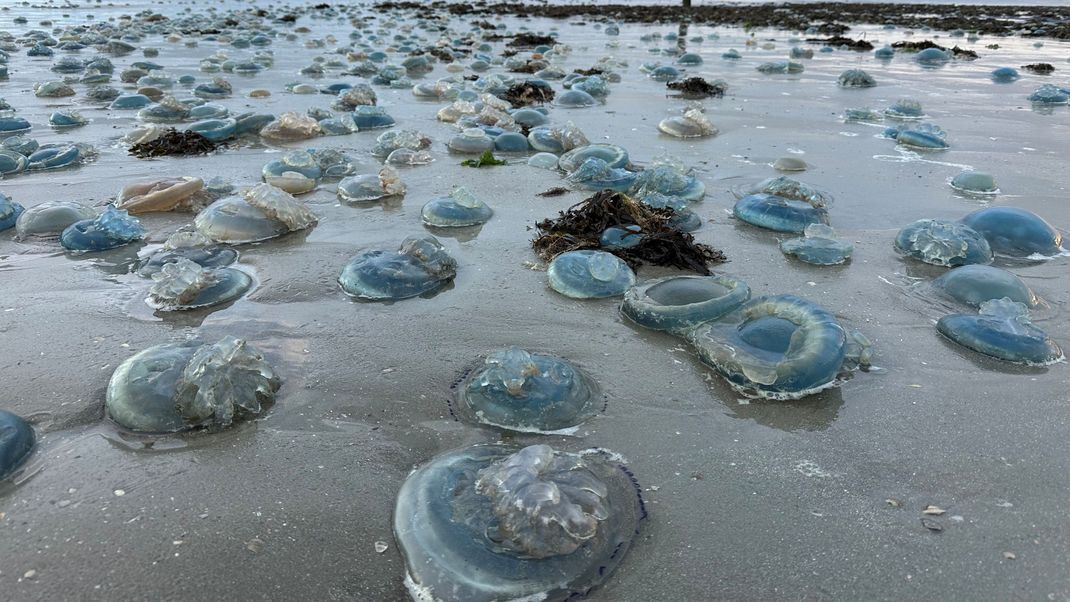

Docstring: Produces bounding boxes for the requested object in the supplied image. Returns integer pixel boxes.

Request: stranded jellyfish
[350,105,396,129]
[961,207,1063,257]
[780,224,853,265]
[884,123,948,149]
[262,150,323,194]
[931,265,1039,308]
[447,128,494,154]
[137,233,238,276]
[621,274,751,332]
[339,236,457,301]
[15,200,96,239]
[884,98,924,119]
[454,348,601,432]
[914,47,951,66]
[106,337,281,433]
[146,257,252,311]
[527,123,589,154]
[186,118,236,142]
[421,187,493,227]
[547,250,636,299]
[949,170,998,195]
[937,298,1062,365]
[631,162,705,201]
[194,183,318,244]
[555,89,598,108]
[61,206,146,252]
[756,61,804,74]
[1027,84,1069,105]
[734,193,828,233]
[657,106,718,139]
[991,67,1020,83]
[558,143,629,172]
[894,219,992,266]
[0,410,34,480]
[394,443,644,602]
[0,192,24,231]
[566,157,637,192]
[837,69,876,88]
[337,166,406,202]
[117,176,206,214]
[49,110,87,128]
[687,295,871,398]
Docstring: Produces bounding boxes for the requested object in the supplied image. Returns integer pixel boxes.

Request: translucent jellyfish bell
[337,166,406,203]
[884,98,925,119]
[146,257,252,311]
[558,143,629,172]
[565,157,637,192]
[15,200,97,240]
[194,184,318,244]
[421,187,493,227]
[961,207,1062,258]
[0,192,25,232]
[932,265,1039,308]
[262,150,323,194]
[914,47,952,66]
[547,250,636,299]
[894,219,992,267]
[0,409,35,480]
[455,348,601,432]
[622,274,751,332]
[949,170,998,195]
[733,193,829,233]
[779,224,854,265]
[886,123,948,149]
[657,106,718,139]
[117,176,206,214]
[630,161,705,201]
[555,88,598,107]
[687,295,870,399]
[447,128,494,154]
[106,337,281,433]
[338,236,457,301]
[937,298,1062,365]
[837,69,876,88]
[394,444,644,602]
[61,206,146,252]
[1027,84,1069,105]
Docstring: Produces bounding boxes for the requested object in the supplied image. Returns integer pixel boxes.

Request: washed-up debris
[501,81,555,106]
[537,187,570,197]
[508,33,555,47]
[1021,62,1055,74]
[805,36,873,51]
[922,504,946,515]
[532,190,724,274]
[920,517,944,532]
[892,40,978,59]
[129,128,218,158]
[666,77,727,99]
[461,150,507,168]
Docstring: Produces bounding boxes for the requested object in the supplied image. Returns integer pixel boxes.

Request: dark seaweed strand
[129,128,219,158]
[531,190,725,274]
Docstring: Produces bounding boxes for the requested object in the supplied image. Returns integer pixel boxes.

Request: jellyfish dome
[884,98,925,118]
[337,166,406,202]
[780,224,853,265]
[657,107,718,139]
[931,265,1038,308]
[547,250,636,299]
[0,192,25,231]
[733,194,829,233]
[565,157,637,192]
[555,89,598,108]
[1027,84,1069,105]
[915,47,951,66]
[262,150,323,195]
[894,219,992,267]
[106,337,281,433]
[339,236,457,301]
[421,187,493,227]
[837,69,876,88]
[394,443,644,602]
[937,298,1062,365]
[756,61,804,74]
[350,105,396,129]
[194,184,318,244]
[146,258,252,311]
[558,143,628,172]
[0,150,28,177]
[687,295,870,399]
[447,128,494,154]
[961,207,1062,258]
[991,67,1020,83]
[28,143,92,170]
[493,132,530,153]
[621,274,751,332]
[61,206,146,252]
[677,52,703,65]
[874,46,895,59]
[885,123,948,149]
[455,348,601,432]
[950,171,998,195]
[187,118,237,142]
[15,200,97,239]
[49,110,88,128]
[0,409,34,480]
[138,244,238,276]
[117,176,206,214]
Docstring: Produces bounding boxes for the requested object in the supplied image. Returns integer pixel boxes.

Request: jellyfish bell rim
[0,409,36,481]
[621,274,752,333]
[146,266,254,311]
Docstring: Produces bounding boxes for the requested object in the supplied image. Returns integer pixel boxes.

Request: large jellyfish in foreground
[394,444,645,602]
[339,236,457,301]
[146,258,253,311]
[548,250,636,299]
[0,192,24,231]
[780,224,853,265]
[687,295,871,399]
[0,409,35,480]
[194,183,318,244]
[894,219,992,267]
[937,298,1062,365]
[60,206,145,252]
[106,337,281,433]
[931,265,1039,308]
[14,200,96,239]
[621,274,750,332]
[960,207,1062,258]
[454,348,601,432]
[421,187,493,227]
[657,107,718,139]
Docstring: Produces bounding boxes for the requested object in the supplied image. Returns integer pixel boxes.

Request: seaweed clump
[1021,63,1055,74]
[461,150,507,168]
[508,32,556,47]
[805,36,873,51]
[129,128,219,158]
[532,190,725,274]
[502,81,556,106]
[667,77,726,99]
[891,40,978,59]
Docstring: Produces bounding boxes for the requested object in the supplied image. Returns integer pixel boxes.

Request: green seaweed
[461,150,507,168]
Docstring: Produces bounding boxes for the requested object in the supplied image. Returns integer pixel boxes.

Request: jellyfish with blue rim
[622,274,751,332]
[991,67,1020,83]
[0,192,24,232]
[658,106,718,139]
[915,47,951,66]
[0,114,32,134]
[61,206,146,252]
[931,265,1039,308]
[630,162,705,202]
[110,93,153,110]
[757,61,804,74]
[558,143,628,172]
[338,236,457,301]
[950,171,998,195]
[894,219,992,266]
[106,336,281,433]
[687,294,871,399]
[780,224,853,265]
[187,118,236,142]
[1027,84,1069,105]
[547,250,636,299]
[635,192,702,232]
[837,69,876,88]
[677,52,703,66]
[527,123,589,155]
[448,128,494,154]
[600,224,643,249]
[884,123,948,149]
[188,104,229,120]
[510,108,549,128]
[874,46,895,60]
[0,409,34,481]
[722,49,741,60]
[137,96,191,123]
[350,105,396,129]
[421,187,493,228]
[145,257,252,311]
[937,298,1062,365]
[733,184,829,234]
[234,112,275,136]
[555,89,598,108]
[393,443,644,602]
[195,183,318,245]
[27,143,92,170]
[565,157,637,193]
[3,135,38,156]
[960,206,1063,258]
[453,348,601,432]
[15,200,96,239]
[884,98,924,119]
[337,166,406,203]
[262,150,323,195]
[0,150,28,176]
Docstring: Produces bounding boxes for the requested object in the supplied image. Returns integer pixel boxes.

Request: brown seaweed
[129,128,219,158]
[501,81,556,106]
[667,77,726,99]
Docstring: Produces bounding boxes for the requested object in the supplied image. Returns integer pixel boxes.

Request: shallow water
[1,2,1069,600]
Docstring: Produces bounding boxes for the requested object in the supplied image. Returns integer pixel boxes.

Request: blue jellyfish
[960,207,1062,258]
[874,46,895,59]
[106,337,281,433]
[790,47,814,60]
[630,163,705,202]
[187,118,236,142]
[138,244,238,276]
[1027,84,1069,105]
[658,107,718,139]
[547,250,636,299]
[894,219,992,266]
[555,89,598,108]
[565,158,637,192]
[677,52,703,66]
[0,193,25,231]
[15,200,97,239]
[884,123,948,149]
[339,236,457,301]
[884,98,925,119]
[950,171,998,195]
[448,128,495,154]
[493,132,530,152]
[844,107,884,123]
[756,61,804,74]
[931,265,1038,308]
[85,85,121,102]
[635,193,702,232]
[734,194,829,233]
[234,112,275,136]
[558,144,628,172]
[188,104,229,120]
[61,206,145,252]
[600,225,643,249]
[0,410,34,480]
[145,258,252,311]
[3,135,39,156]
[621,274,751,332]
[0,150,28,177]
[193,81,232,100]
[28,144,92,170]
[722,49,741,60]
[454,348,601,432]
[0,115,32,134]
[195,184,319,245]
[110,93,153,110]
[915,47,951,66]
[780,224,854,265]
[570,76,610,99]
[393,444,644,602]
[350,105,396,129]
[510,108,549,128]
[337,167,406,203]
[837,69,876,88]
[991,67,1020,83]
[937,298,1062,365]
[262,150,323,195]
[421,188,493,228]
[687,295,871,398]
[137,96,191,122]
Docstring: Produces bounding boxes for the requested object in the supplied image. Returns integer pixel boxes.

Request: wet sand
[1,2,1069,601]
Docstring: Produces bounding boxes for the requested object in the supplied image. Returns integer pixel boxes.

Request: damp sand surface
[1,2,1069,600]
